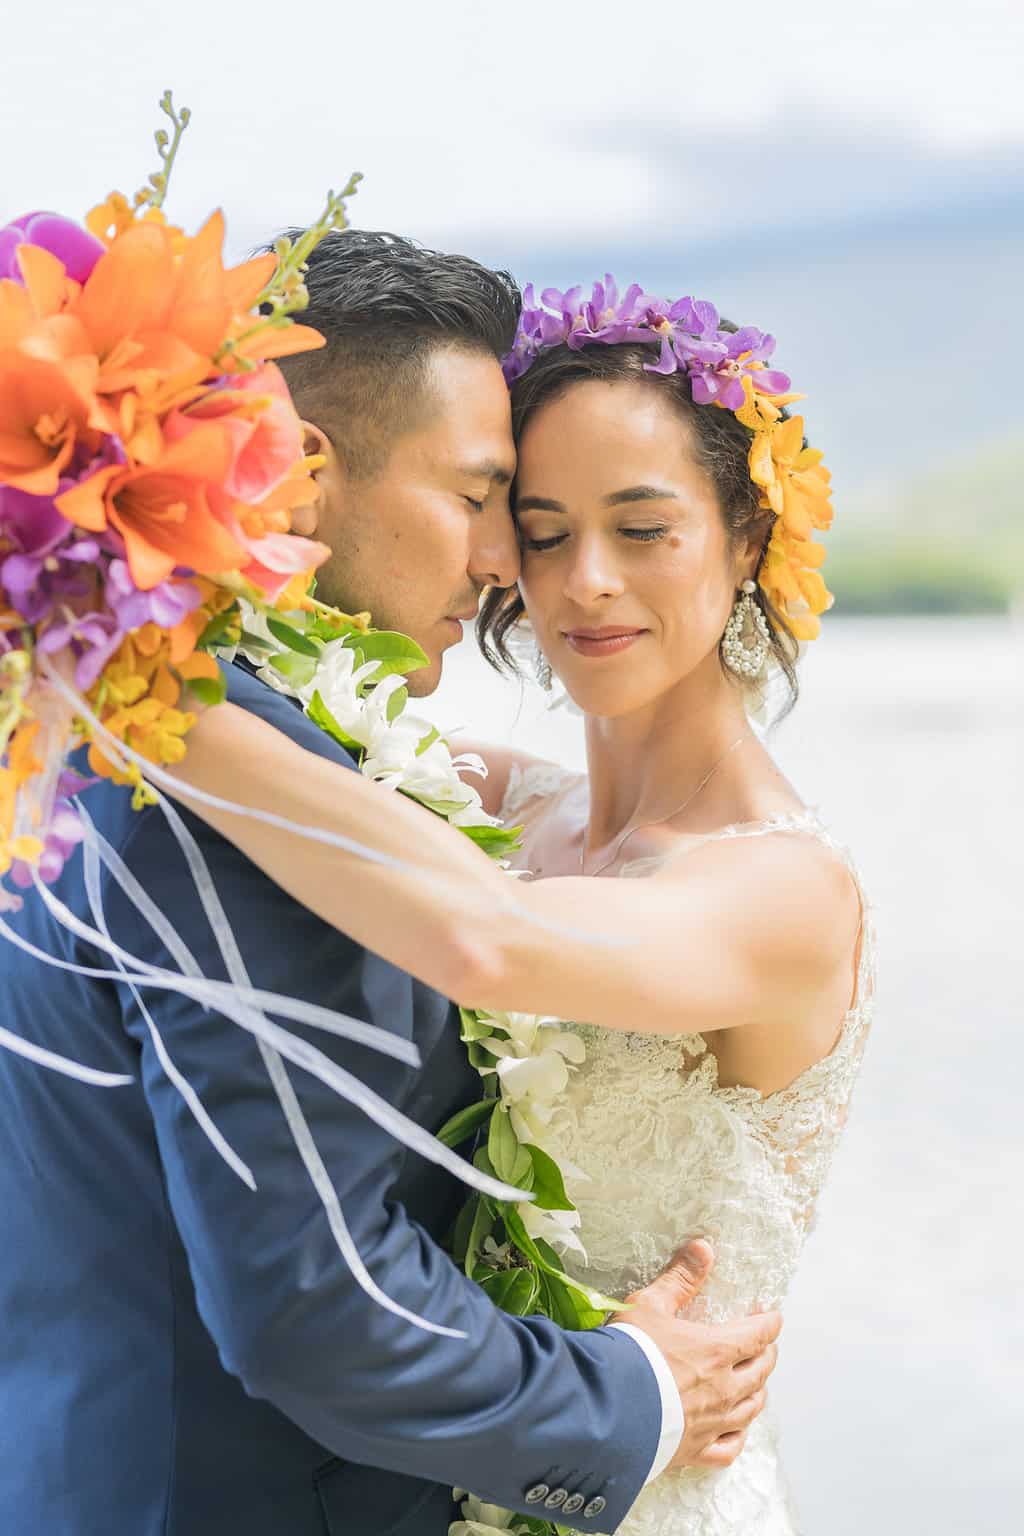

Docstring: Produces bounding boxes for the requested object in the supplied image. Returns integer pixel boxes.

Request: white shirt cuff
[607,1322,684,1483]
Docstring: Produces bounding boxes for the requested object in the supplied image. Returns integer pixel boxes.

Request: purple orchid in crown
[502,275,791,406]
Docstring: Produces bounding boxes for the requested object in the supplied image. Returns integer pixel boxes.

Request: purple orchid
[0,485,72,559]
[105,559,202,632]
[0,486,104,625]
[37,611,124,692]
[503,276,792,410]
[9,800,86,889]
[686,328,791,409]
[56,766,97,800]
[0,211,105,285]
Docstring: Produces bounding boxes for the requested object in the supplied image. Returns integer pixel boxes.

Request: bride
[168,285,874,1535]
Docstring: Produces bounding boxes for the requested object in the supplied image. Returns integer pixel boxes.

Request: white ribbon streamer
[81,821,258,1191]
[26,871,526,1205]
[2,654,544,1330]
[156,789,477,1334]
[0,1020,133,1088]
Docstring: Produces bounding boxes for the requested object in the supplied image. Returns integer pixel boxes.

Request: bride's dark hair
[477,340,800,712]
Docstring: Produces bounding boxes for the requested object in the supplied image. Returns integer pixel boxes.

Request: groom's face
[303,347,518,695]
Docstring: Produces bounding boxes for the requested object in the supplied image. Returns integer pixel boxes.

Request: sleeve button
[583,1495,607,1518]
[544,1488,568,1509]
[525,1484,550,1505]
[562,1493,586,1515]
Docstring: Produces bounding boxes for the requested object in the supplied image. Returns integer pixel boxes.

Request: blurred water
[430,615,1024,1532]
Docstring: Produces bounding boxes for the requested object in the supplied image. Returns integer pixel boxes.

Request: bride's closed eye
[521,526,669,552]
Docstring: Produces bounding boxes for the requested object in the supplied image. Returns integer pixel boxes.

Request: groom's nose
[469,501,520,590]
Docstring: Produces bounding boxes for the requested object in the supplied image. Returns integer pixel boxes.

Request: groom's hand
[610,1239,781,1473]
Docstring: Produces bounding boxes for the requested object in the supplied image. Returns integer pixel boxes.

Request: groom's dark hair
[266,230,521,478]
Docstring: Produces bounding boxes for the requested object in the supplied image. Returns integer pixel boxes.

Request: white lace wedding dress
[499,764,876,1536]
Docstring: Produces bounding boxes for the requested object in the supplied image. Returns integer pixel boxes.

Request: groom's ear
[291,421,343,538]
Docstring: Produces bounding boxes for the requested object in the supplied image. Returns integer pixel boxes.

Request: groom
[0,232,780,1536]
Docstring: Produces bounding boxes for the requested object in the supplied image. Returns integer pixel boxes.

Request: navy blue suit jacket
[0,664,660,1535]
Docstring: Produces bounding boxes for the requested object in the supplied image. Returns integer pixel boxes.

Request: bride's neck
[582,662,752,845]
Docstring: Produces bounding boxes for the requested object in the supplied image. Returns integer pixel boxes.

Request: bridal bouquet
[0,92,361,910]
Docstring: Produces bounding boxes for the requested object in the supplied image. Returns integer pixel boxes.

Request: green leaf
[488,1105,533,1187]
[385,684,408,723]
[267,650,318,688]
[266,615,320,657]
[307,615,362,644]
[459,1007,498,1043]
[451,1194,477,1266]
[435,1098,497,1150]
[538,1269,587,1330]
[458,822,523,856]
[351,629,429,679]
[415,726,441,757]
[307,691,362,753]
[463,1192,495,1278]
[237,627,276,653]
[526,1144,575,1211]
[504,1208,620,1320]
[182,672,227,709]
[412,795,475,817]
[465,1039,496,1073]
[197,608,238,649]
[479,1266,541,1316]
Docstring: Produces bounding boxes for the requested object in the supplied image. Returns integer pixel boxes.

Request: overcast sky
[3,0,1021,254]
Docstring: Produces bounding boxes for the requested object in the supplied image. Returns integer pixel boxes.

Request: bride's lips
[563,626,647,657]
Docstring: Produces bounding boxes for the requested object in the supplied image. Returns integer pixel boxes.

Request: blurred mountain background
[478,192,1023,616]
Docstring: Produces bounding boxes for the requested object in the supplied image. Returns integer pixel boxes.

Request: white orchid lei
[224,597,620,1536]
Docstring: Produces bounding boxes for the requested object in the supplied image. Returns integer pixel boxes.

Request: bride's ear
[290,421,341,538]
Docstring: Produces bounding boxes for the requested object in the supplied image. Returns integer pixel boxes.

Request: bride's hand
[611,1240,782,1473]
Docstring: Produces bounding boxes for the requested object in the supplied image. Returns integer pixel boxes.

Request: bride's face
[515,379,754,717]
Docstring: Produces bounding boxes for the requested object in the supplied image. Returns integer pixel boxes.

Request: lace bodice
[498,762,876,1535]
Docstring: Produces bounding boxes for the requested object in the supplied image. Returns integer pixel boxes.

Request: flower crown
[503,277,834,645]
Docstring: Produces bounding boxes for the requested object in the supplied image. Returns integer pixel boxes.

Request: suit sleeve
[101,669,663,1529]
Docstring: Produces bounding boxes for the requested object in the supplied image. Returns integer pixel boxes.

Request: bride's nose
[563,533,624,607]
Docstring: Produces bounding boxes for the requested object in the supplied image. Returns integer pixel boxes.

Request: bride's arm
[167,703,854,1037]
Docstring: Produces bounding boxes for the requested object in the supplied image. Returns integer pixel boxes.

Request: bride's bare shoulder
[446,739,572,820]
[660,820,863,995]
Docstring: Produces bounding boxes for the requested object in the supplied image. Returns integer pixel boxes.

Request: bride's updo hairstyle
[478,280,835,717]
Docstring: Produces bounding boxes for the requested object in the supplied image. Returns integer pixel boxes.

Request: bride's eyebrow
[603,484,678,506]
[516,485,679,514]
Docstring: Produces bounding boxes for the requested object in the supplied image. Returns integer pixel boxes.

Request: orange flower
[55,420,247,590]
[0,340,100,494]
[85,193,186,251]
[761,525,833,641]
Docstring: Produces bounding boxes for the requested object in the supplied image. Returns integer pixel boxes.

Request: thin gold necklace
[579,734,750,877]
